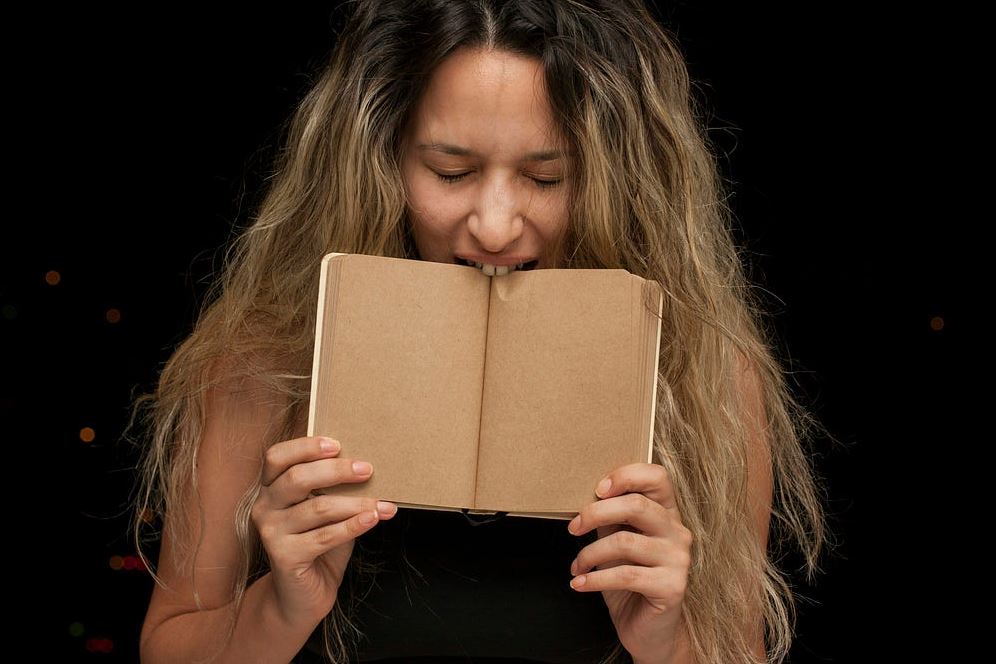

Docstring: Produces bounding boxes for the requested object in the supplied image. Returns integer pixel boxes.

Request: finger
[280,504,391,562]
[262,436,340,486]
[268,456,374,508]
[570,564,688,611]
[594,462,679,512]
[282,495,398,536]
[570,529,663,576]
[569,492,673,539]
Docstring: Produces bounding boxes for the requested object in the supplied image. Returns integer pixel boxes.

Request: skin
[568,463,695,663]
[255,437,395,628]
[400,47,570,268]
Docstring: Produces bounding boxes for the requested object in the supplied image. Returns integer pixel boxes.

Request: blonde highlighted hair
[127,1,831,662]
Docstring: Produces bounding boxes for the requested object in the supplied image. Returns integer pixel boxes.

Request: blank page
[475,269,651,513]
[309,254,489,508]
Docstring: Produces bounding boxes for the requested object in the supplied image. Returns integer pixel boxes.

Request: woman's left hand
[568,462,693,663]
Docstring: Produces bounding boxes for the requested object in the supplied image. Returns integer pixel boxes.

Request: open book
[307,253,663,520]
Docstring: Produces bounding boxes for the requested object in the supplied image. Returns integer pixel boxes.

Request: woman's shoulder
[199,355,303,449]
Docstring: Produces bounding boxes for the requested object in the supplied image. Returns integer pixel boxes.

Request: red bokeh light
[85,637,114,653]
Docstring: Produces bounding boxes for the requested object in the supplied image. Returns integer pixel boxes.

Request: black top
[294,507,623,663]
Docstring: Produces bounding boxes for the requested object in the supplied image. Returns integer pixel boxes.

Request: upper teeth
[463,258,525,276]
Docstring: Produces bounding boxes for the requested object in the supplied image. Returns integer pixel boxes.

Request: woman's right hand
[251,435,397,626]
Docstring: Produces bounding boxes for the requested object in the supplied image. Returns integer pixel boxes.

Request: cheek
[533,191,570,234]
[408,188,457,241]
[411,211,451,242]
[408,177,466,225]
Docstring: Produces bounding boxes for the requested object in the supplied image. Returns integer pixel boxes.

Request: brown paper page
[474,269,651,513]
[308,254,489,509]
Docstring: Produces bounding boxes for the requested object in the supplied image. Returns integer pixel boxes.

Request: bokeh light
[930,316,944,331]
[106,308,121,324]
[110,555,148,572]
[80,427,96,443]
[69,622,85,638]
[85,637,114,654]
[1,305,16,320]
[45,270,61,286]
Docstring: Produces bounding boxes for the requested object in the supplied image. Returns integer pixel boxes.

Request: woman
[131,1,827,662]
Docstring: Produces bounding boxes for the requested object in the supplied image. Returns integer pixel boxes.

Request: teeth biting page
[455,258,539,273]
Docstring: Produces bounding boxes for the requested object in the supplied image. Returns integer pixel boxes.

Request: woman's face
[401,48,570,274]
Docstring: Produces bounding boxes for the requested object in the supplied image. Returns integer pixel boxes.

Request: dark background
[6,2,963,661]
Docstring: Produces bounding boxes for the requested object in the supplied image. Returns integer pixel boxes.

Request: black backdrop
[5,2,963,661]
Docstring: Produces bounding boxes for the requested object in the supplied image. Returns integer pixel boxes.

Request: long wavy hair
[127,1,830,662]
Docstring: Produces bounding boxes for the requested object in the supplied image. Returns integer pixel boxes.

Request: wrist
[629,615,693,664]
[261,572,328,635]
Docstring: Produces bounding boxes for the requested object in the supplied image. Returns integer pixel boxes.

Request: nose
[467,175,525,253]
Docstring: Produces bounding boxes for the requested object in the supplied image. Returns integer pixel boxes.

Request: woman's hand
[251,436,398,627]
[567,462,693,663]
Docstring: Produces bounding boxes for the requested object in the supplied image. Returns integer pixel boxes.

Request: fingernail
[320,438,339,453]
[570,575,586,589]
[377,501,397,517]
[570,558,578,575]
[359,510,378,526]
[568,515,581,534]
[596,477,611,497]
[353,461,372,474]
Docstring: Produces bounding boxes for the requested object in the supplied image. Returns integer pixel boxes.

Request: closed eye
[433,172,562,189]
[434,172,470,184]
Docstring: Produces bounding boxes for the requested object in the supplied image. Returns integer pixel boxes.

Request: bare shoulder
[203,367,288,462]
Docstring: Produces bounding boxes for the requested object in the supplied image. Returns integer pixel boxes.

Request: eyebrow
[417,142,566,162]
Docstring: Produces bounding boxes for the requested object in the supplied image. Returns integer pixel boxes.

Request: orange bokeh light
[80,427,96,443]
[45,270,61,286]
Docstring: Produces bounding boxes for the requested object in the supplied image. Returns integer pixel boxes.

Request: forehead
[407,47,562,154]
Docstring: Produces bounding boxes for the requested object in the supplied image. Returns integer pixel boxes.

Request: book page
[308,254,489,508]
[475,269,653,513]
